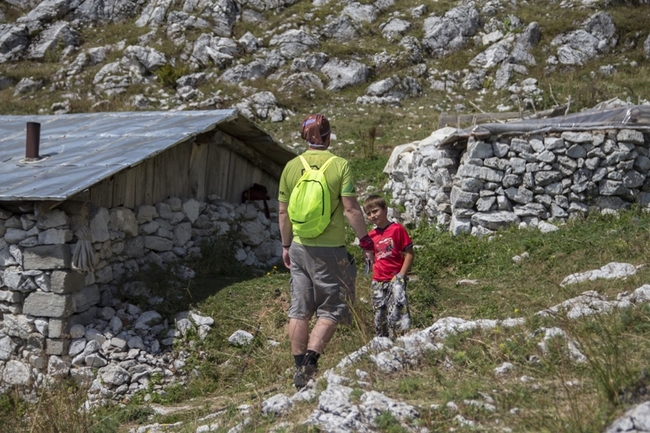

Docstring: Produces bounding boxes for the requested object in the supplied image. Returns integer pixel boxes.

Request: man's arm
[278,201,292,269]
[342,196,375,263]
[342,196,368,240]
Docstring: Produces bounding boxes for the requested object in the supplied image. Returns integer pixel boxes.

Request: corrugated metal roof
[0,109,295,202]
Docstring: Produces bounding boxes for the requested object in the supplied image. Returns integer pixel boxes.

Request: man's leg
[307,317,337,354]
[291,317,337,389]
[288,317,337,359]
[289,318,309,356]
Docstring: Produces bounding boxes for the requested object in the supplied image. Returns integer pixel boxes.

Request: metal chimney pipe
[26,122,41,160]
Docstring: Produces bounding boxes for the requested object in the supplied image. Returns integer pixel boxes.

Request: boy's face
[365,205,389,227]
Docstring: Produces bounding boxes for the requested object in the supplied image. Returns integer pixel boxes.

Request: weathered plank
[188,140,209,201]
[144,158,155,205]
[228,152,253,203]
[173,140,192,199]
[90,176,114,209]
[206,143,231,201]
[112,169,127,207]
[438,112,529,128]
[83,130,285,209]
[152,151,167,203]
[123,167,137,209]
[203,131,284,179]
[133,161,147,206]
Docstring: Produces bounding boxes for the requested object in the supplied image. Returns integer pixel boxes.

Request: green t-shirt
[279,150,356,247]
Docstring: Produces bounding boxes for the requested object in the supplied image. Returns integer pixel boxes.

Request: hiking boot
[293,364,317,389]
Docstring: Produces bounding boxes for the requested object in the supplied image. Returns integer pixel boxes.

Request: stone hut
[385,105,650,234]
[0,109,295,390]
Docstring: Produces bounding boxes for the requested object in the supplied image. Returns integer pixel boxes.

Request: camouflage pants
[371,278,411,339]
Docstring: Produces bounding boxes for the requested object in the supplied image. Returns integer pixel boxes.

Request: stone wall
[386,128,650,235]
[0,195,281,393]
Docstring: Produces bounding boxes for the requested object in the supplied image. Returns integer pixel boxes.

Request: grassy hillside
[2,0,650,431]
[2,207,650,432]
[2,1,650,150]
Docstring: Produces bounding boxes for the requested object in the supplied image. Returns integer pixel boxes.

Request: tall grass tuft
[359,126,378,159]
[0,379,149,433]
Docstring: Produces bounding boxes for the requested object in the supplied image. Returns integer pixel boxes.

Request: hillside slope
[1,0,649,151]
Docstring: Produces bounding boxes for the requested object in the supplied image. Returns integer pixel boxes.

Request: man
[278,113,375,389]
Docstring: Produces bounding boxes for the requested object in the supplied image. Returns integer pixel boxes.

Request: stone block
[0,289,22,303]
[3,314,34,338]
[617,129,644,145]
[48,318,68,338]
[46,339,69,356]
[50,270,86,294]
[23,292,74,317]
[144,236,173,252]
[38,228,73,245]
[3,360,32,386]
[90,207,110,242]
[73,285,100,313]
[135,204,158,224]
[0,246,19,266]
[36,209,69,230]
[23,244,71,270]
[0,303,21,314]
[182,199,201,223]
[69,306,99,328]
[26,332,45,351]
[109,207,137,236]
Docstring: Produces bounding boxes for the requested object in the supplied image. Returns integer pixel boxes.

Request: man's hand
[283,248,291,269]
[362,248,374,267]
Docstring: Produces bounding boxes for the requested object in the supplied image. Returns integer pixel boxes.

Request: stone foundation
[386,128,650,234]
[0,195,281,392]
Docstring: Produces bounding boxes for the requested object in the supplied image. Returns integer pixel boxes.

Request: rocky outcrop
[547,12,616,67]
[0,0,629,116]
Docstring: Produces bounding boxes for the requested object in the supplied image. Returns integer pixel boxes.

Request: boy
[363,195,414,339]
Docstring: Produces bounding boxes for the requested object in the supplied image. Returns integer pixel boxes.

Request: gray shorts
[288,243,357,325]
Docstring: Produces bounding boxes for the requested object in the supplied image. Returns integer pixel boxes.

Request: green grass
[90,209,650,431]
[3,198,650,433]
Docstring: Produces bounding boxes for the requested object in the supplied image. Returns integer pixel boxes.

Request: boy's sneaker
[293,364,317,389]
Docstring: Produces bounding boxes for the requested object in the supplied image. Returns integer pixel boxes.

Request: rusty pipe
[26,122,41,160]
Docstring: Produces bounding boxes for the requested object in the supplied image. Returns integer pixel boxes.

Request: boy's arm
[398,246,414,279]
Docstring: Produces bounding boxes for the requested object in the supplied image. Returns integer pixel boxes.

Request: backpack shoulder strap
[298,155,336,173]
[298,155,311,171]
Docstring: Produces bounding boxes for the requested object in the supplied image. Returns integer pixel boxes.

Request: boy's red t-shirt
[368,222,413,282]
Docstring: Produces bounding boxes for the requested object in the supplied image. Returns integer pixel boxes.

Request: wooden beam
[199,131,285,179]
[438,105,568,129]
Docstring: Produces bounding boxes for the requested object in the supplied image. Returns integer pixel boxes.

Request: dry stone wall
[386,128,650,235]
[0,195,281,395]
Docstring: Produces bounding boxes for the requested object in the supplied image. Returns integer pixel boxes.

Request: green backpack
[288,155,337,238]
